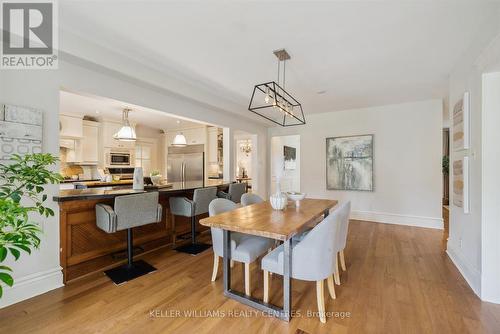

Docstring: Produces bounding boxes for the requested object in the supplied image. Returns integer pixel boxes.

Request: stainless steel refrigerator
[167,144,204,183]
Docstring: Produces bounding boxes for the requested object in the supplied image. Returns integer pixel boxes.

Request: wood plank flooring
[1,220,499,334]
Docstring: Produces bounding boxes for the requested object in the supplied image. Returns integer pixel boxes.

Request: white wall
[269,99,443,229]
[481,72,500,303]
[270,135,301,194]
[447,9,500,299]
[0,38,268,307]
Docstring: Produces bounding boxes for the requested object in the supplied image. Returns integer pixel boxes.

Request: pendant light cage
[248,49,306,127]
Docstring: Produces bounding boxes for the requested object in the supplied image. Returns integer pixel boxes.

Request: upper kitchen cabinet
[102,121,135,149]
[60,114,83,138]
[166,127,207,146]
[207,127,220,164]
[81,120,99,164]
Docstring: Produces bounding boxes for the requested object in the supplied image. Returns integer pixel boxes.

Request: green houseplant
[0,153,61,298]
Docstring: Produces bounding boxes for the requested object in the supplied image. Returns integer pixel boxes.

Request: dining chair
[333,201,351,285]
[261,206,343,323]
[209,198,273,296]
[240,193,263,206]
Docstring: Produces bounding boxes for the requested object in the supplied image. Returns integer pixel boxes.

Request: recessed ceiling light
[317,90,327,95]
[176,120,181,124]
[95,109,100,114]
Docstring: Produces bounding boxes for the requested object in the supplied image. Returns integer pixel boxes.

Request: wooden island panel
[58,183,228,283]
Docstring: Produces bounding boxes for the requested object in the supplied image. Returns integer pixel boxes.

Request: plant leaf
[0,273,14,287]
[8,248,20,261]
[0,247,6,262]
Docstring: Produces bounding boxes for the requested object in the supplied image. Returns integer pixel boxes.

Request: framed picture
[326,134,373,191]
[453,92,470,151]
[283,145,296,170]
[453,156,469,213]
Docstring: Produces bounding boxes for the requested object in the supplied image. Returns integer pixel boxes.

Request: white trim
[351,210,443,229]
[0,267,64,309]
[446,244,481,297]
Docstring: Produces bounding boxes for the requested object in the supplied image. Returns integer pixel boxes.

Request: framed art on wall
[326,134,373,191]
[453,91,470,151]
[453,156,469,213]
[283,145,296,170]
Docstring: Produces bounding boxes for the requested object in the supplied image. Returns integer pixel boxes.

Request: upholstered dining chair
[209,198,273,297]
[169,187,217,255]
[96,192,162,284]
[240,193,264,206]
[261,206,343,323]
[333,201,351,285]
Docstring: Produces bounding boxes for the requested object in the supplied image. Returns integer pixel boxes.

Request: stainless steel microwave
[105,150,134,167]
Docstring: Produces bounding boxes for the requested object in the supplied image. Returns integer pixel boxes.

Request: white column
[481,72,500,303]
[223,127,234,182]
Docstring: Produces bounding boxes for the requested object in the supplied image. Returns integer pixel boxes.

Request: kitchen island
[54,180,230,282]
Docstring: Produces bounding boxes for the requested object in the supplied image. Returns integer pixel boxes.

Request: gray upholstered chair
[241,193,264,206]
[261,205,343,323]
[96,192,162,284]
[209,198,274,297]
[333,201,351,285]
[218,182,247,203]
[169,187,217,255]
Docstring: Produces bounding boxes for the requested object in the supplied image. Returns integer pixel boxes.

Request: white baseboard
[351,210,443,229]
[446,244,481,297]
[0,267,64,309]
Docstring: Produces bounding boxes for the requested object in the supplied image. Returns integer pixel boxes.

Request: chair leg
[316,280,326,324]
[327,275,336,299]
[211,254,219,282]
[334,253,341,285]
[263,270,270,303]
[340,250,347,271]
[244,262,251,296]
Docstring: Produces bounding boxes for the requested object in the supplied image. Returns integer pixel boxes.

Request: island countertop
[53,180,229,202]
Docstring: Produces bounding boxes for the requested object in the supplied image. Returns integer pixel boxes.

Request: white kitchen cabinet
[207,127,218,163]
[166,127,207,146]
[60,114,83,138]
[102,121,135,149]
[81,121,99,164]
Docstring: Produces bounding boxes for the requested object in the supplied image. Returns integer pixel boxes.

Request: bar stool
[170,187,217,255]
[95,192,162,285]
[218,182,247,203]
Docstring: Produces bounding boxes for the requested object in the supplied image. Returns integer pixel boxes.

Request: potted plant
[0,153,61,298]
[150,170,162,186]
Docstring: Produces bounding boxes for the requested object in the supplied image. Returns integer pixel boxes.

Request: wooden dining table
[199,198,338,321]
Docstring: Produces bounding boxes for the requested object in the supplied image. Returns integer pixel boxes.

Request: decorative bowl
[150,175,162,186]
[270,193,287,210]
[287,192,306,202]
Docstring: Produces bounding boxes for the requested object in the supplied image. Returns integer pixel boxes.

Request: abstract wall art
[326,134,373,191]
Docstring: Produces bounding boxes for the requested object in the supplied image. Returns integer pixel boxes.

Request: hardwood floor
[1,220,500,333]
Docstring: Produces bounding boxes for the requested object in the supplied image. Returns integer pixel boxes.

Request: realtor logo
[1,0,58,69]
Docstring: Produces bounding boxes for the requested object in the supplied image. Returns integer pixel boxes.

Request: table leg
[223,230,231,292]
[283,238,292,321]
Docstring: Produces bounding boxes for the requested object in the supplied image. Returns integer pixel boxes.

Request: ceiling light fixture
[113,108,137,141]
[248,49,305,127]
[240,140,252,156]
[172,133,187,147]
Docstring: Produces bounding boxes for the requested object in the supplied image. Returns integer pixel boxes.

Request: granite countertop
[53,180,229,202]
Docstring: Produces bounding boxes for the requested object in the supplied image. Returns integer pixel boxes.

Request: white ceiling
[60,1,499,116]
[60,90,206,131]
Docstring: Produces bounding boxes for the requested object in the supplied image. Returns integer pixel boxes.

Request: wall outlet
[459,237,463,249]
